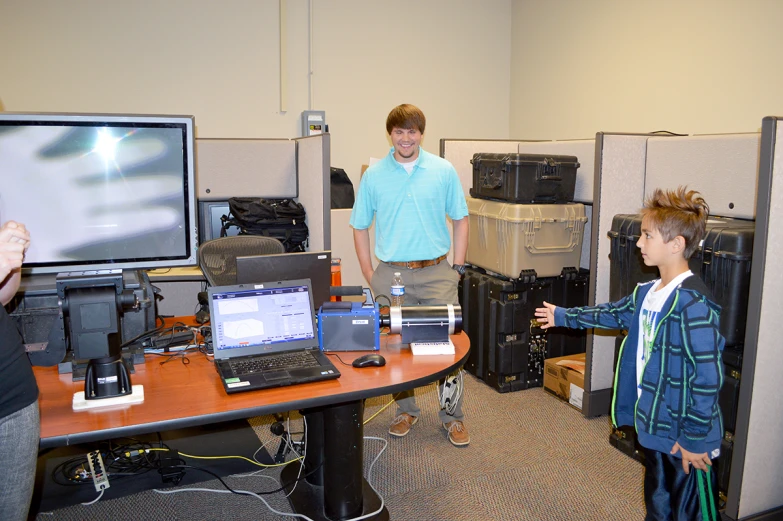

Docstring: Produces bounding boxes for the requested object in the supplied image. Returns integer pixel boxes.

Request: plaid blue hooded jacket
[554,274,724,457]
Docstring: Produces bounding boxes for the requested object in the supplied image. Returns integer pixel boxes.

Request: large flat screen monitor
[0,113,198,274]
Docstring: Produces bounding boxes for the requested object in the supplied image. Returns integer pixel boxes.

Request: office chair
[197,236,285,287]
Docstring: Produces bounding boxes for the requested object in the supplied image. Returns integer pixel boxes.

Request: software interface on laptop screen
[211,285,315,353]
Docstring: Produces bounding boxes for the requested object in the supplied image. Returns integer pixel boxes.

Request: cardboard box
[543,353,586,407]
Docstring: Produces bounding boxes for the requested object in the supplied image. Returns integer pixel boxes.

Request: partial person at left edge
[0,220,41,521]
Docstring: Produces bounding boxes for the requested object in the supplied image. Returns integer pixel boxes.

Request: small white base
[411,339,455,356]
[73,385,145,411]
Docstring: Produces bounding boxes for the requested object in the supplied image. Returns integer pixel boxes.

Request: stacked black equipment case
[607,213,754,499]
[463,152,587,393]
[470,153,579,203]
[458,266,589,393]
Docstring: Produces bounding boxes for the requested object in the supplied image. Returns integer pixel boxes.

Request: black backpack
[330,167,355,209]
[220,198,309,252]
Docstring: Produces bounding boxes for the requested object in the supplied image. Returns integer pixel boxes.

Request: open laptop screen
[209,279,317,359]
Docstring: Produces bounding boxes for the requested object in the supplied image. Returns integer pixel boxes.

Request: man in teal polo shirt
[350,104,470,446]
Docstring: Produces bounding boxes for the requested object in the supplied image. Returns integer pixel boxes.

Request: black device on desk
[352,353,386,368]
[208,278,340,394]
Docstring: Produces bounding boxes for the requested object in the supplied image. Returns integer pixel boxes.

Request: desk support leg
[323,401,364,520]
[284,400,388,521]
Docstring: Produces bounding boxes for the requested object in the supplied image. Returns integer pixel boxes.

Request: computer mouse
[352,353,386,368]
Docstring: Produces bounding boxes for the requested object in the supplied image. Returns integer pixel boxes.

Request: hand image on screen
[0,220,30,282]
[0,125,188,266]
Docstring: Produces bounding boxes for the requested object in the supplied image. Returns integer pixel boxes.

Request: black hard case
[458,266,588,393]
[470,153,579,203]
[609,425,646,464]
[718,436,734,498]
[720,363,741,435]
[608,214,754,347]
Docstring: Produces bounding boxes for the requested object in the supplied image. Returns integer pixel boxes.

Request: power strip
[86,450,110,492]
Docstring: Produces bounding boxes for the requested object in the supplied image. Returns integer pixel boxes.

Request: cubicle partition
[584,133,652,415]
[195,133,330,252]
[590,129,783,521]
[725,116,783,521]
[294,134,331,253]
[195,138,298,200]
[583,132,762,417]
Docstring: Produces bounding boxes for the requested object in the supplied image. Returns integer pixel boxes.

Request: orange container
[330,258,342,301]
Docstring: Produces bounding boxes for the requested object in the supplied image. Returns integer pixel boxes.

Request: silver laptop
[208,278,340,394]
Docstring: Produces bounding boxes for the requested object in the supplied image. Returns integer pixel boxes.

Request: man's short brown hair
[386,104,426,134]
[641,186,709,259]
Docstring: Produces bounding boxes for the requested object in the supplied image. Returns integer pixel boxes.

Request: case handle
[536,158,562,182]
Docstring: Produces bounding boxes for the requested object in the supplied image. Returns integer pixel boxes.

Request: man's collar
[387,146,429,169]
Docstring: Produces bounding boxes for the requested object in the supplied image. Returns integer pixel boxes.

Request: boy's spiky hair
[386,104,426,134]
[641,186,709,259]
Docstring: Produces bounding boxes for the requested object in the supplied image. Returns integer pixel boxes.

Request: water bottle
[391,272,405,307]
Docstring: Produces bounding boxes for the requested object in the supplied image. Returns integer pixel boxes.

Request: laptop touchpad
[264,370,290,381]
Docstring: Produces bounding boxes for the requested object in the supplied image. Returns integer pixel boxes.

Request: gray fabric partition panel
[644,134,760,219]
[725,117,783,521]
[294,134,331,252]
[583,133,650,417]
[195,138,297,200]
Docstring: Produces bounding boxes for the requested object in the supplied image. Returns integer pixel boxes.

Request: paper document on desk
[410,339,455,356]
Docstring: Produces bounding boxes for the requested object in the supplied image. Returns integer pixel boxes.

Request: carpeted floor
[34,373,646,520]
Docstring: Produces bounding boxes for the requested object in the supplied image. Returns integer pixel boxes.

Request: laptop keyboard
[229,351,320,376]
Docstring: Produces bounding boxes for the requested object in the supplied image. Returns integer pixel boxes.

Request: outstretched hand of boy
[671,442,712,474]
[534,301,557,329]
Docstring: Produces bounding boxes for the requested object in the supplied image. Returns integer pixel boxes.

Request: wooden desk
[146,266,205,282]
[34,331,469,521]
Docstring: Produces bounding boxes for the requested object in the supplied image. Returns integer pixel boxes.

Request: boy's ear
[670,235,686,254]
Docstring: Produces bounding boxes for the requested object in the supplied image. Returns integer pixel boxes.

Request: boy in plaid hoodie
[536,187,723,521]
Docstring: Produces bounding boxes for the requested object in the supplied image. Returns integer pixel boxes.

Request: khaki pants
[370,260,464,423]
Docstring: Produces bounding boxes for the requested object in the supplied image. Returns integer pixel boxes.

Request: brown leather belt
[386,254,448,270]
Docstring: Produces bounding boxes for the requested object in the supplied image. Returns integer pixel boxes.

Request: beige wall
[0,0,512,188]
[509,0,783,139]
[3,0,782,174]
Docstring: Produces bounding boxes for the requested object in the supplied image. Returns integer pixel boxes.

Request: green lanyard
[642,311,655,362]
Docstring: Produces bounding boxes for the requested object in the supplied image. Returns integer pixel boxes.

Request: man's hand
[362,267,375,286]
[671,442,712,474]
[534,301,557,329]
